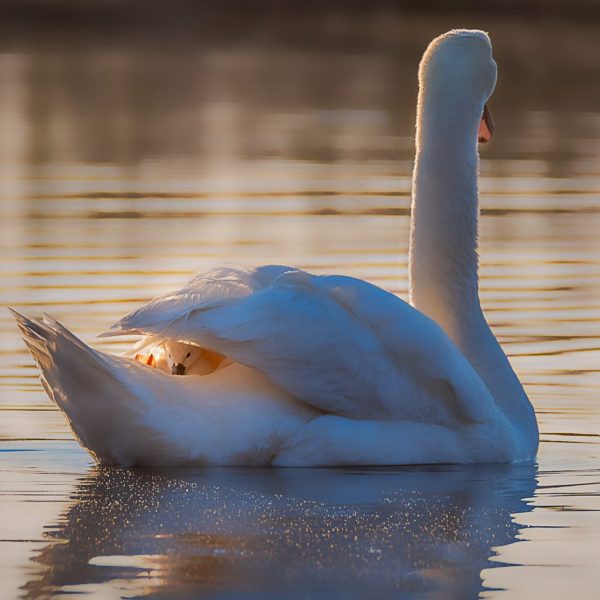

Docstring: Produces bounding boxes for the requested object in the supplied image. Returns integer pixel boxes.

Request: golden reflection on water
[21,466,537,599]
[0,6,600,599]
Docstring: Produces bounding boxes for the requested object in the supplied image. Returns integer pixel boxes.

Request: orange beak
[478,103,495,143]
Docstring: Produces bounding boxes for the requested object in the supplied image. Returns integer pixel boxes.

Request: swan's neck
[409,107,481,334]
[409,101,538,451]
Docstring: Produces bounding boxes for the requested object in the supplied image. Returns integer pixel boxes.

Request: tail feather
[11,309,57,372]
[11,309,317,467]
[11,309,162,465]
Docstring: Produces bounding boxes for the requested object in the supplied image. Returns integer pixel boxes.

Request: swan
[137,339,231,375]
[12,29,539,467]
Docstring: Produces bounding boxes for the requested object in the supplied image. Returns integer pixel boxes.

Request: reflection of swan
[12,30,538,466]
[24,465,537,599]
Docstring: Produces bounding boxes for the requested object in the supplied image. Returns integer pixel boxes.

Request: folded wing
[104,266,500,424]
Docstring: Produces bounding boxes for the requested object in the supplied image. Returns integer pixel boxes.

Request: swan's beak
[172,363,186,376]
[478,103,495,143]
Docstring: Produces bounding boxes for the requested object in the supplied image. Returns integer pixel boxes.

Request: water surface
[0,9,599,599]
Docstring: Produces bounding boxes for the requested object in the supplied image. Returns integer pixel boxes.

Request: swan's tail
[12,310,317,467]
[11,309,163,465]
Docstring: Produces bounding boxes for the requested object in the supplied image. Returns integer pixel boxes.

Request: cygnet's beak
[478,103,495,143]
[172,363,186,376]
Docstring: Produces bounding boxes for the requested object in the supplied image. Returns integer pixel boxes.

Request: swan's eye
[186,352,191,359]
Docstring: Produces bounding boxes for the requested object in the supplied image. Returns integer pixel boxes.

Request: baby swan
[163,341,230,375]
[135,341,230,376]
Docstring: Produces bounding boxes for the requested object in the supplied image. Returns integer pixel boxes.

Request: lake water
[0,8,599,599]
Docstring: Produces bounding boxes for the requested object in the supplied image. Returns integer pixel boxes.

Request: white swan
[12,29,539,467]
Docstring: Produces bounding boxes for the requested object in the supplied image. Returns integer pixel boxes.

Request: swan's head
[163,341,203,376]
[418,29,497,143]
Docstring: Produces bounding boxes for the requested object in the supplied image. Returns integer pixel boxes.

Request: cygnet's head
[418,29,497,143]
[163,341,203,375]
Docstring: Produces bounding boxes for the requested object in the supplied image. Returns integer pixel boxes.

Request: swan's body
[13,30,539,466]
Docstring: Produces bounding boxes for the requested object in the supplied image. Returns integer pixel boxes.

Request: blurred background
[0,1,599,172]
[0,2,599,598]
[1,0,600,176]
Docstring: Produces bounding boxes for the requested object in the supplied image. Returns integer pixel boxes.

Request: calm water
[1,9,599,599]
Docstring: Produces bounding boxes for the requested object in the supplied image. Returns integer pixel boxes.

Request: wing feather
[104,266,501,423]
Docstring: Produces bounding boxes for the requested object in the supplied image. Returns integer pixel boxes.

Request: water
[1,8,600,598]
